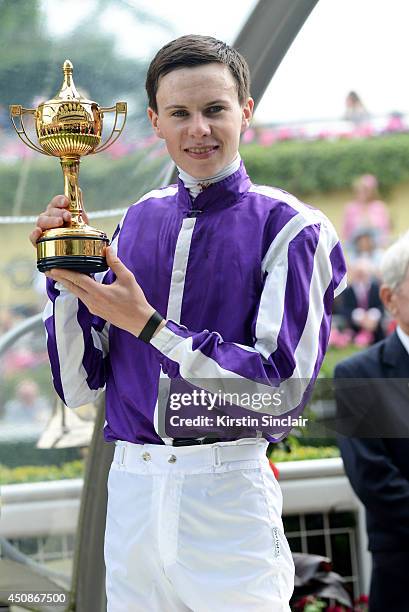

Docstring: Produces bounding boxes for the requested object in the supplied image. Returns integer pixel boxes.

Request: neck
[178,153,241,200]
[398,323,409,337]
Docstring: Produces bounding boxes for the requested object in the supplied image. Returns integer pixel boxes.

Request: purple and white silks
[43,162,347,445]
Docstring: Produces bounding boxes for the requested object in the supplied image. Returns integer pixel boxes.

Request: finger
[105,246,131,281]
[38,196,71,228]
[45,206,72,222]
[48,268,98,293]
[36,215,66,230]
[45,206,71,218]
[29,227,42,247]
[52,276,90,302]
[48,195,69,209]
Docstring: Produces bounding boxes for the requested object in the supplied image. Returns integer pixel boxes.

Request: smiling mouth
[185,145,219,153]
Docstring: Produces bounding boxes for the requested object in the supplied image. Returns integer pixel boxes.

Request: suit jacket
[334,331,409,552]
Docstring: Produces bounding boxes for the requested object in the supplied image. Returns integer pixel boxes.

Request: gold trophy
[10,60,127,273]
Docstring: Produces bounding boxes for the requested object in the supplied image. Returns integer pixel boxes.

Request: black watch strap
[138,311,164,344]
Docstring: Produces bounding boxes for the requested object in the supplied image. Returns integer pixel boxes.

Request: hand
[29,193,89,247]
[45,246,165,338]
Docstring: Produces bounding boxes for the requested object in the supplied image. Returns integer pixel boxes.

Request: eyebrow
[164,100,229,110]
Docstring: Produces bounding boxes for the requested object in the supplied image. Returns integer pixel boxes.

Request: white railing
[0,479,82,538]
[279,457,359,514]
[0,458,358,533]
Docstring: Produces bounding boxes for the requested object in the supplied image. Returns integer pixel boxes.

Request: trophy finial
[59,59,79,100]
[63,59,73,74]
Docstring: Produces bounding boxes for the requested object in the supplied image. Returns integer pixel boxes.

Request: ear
[379,283,396,315]
[147,107,164,139]
[241,97,254,133]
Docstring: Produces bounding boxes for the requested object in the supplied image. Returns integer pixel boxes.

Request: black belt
[172,437,221,447]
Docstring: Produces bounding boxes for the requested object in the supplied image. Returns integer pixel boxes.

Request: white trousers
[104,439,295,612]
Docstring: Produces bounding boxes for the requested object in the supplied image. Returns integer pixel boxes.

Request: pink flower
[259,130,276,146]
[354,330,373,347]
[329,327,353,348]
[277,127,293,141]
[241,129,255,144]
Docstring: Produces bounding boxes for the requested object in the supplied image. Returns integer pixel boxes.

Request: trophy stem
[60,156,84,226]
[35,153,109,273]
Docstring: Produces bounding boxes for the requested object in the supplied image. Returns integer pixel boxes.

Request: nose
[187,112,211,138]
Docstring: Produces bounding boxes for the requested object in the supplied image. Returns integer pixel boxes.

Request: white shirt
[177,154,241,200]
[396,325,409,356]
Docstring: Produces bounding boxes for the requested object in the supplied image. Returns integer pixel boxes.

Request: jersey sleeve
[42,219,123,408]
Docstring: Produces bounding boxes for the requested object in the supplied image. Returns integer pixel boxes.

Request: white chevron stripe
[256,216,315,359]
[53,285,104,407]
[154,214,197,443]
[166,217,197,321]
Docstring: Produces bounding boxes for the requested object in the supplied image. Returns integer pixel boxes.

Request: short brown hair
[145,34,251,112]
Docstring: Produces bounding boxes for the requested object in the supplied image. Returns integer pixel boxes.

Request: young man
[31,35,346,611]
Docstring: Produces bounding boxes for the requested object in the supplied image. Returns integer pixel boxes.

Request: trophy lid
[41,59,96,107]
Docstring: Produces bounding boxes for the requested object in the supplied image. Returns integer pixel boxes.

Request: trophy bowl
[10,59,127,273]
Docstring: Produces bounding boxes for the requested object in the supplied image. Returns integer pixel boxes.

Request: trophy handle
[9,105,50,156]
[92,102,127,154]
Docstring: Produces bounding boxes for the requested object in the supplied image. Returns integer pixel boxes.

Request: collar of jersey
[176,160,252,215]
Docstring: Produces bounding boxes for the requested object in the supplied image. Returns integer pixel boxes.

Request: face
[147,63,254,178]
[355,177,377,202]
[356,235,374,253]
[380,267,409,334]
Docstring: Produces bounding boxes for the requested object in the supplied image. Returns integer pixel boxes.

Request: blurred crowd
[331,172,393,348]
[0,301,52,435]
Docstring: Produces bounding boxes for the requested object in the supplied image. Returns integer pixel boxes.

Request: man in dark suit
[334,232,409,611]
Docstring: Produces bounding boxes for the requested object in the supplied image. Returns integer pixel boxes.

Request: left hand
[46,246,161,337]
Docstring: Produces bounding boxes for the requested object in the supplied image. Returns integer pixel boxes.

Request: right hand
[29,194,89,248]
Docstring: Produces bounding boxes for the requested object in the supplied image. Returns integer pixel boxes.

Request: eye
[206,105,224,114]
[171,110,188,117]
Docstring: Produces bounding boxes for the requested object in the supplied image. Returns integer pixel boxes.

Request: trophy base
[37,230,109,274]
[38,255,108,274]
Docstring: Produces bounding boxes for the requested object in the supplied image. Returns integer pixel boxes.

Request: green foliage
[303,600,327,612]
[4,133,409,216]
[318,345,360,378]
[269,445,340,463]
[241,134,409,196]
[0,441,82,469]
[0,0,168,122]
[0,1,48,108]
[0,149,168,215]
[0,458,85,484]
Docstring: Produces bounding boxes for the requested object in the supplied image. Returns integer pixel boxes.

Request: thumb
[105,246,130,280]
